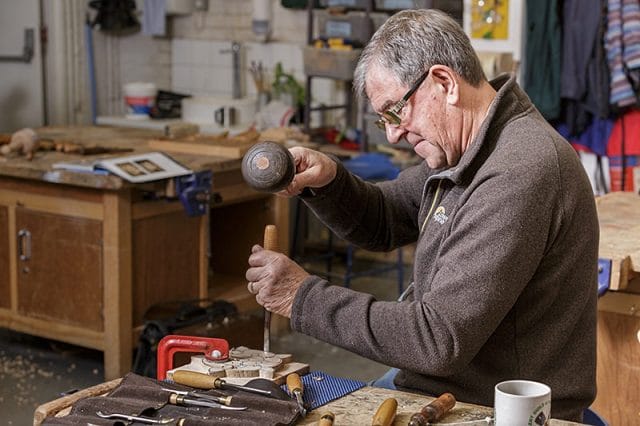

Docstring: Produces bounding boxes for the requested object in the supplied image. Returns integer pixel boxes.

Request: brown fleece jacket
[291,74,598,422]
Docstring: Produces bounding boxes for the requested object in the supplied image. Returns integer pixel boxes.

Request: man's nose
[385,124,406,144]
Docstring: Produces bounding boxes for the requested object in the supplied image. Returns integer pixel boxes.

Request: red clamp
[156,335,230,380]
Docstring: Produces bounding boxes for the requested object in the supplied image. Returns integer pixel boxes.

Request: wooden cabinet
[0,177,209,379]
[15,208,103,330]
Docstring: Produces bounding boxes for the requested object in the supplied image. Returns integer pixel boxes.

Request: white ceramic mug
[494,380,551,426]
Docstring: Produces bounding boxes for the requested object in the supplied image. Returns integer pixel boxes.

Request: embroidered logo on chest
[433,206,449,224]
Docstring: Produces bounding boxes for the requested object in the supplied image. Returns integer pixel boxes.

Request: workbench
[0,126,288,381]
[592,192,640,425]
[33,377,585,425]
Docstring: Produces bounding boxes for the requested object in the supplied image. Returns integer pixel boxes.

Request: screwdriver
[408,392,456,426]
[286,373,307,416]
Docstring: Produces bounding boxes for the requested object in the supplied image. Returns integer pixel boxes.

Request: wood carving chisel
[317,411,335,426]
[286,372,307,416]
[161,387,233,406]
[263,224,278,354]
[168,393,247,410]
[172,370,273,397]
[408,392,456,426]
[371,398,397,426]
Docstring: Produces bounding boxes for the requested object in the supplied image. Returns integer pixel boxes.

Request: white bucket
[123,82,157,119]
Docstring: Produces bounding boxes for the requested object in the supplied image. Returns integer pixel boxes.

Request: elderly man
[246,9,598,422]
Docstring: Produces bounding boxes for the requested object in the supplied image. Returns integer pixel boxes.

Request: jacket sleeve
[302,161,428,251]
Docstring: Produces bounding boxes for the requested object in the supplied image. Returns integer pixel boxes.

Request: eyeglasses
[374,69,430,131]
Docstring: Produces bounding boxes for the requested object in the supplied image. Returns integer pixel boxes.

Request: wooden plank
[33,378,122,425]
[199,211,209,299]
[0,309,103,350]
[148,138,257,159]
[0,189,103,220]
[102,191,133,380]
[592,308,640,425]
[8,203,17,311]
[0,206,9,309]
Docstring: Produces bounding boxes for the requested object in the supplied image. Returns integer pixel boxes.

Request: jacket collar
[429,73,534,184]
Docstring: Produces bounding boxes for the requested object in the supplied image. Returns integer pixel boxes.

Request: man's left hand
[246,245,310,318]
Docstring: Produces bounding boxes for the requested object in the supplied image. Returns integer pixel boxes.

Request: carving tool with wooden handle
[408,392,456,426]
[371,398,397,426]
[172,370,272,397]
[262,224,278,354]
[168,392,247,410]
[286,372,307,417]
[317,411,335,426]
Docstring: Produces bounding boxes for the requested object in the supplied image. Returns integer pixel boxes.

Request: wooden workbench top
[35,380,585,425]
[0,126,245,190]
[299,386,584,425]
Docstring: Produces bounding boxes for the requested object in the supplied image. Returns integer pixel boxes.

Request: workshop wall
[169,1,343,125]
[76,0,347,125]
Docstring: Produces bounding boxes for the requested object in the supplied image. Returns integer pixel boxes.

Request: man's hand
[246,244,310,318]
[279,147,338,196]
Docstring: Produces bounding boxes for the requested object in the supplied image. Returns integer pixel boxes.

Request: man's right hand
[279,147,337,196]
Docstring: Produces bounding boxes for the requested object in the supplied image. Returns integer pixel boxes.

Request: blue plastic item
[597,258,611,297]
[342,153,399,181]
[583,407,608,426]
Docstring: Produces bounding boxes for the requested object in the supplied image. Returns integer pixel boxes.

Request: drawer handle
[17,229,31,261]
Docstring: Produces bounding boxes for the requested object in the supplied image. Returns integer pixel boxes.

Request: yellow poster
[471,0,509,40]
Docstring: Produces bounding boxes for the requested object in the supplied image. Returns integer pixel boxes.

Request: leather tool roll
[41,372,300,426]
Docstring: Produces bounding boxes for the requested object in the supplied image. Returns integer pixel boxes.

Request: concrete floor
[0,258,409,425]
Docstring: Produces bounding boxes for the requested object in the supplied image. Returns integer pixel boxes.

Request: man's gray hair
[353,9,486,99]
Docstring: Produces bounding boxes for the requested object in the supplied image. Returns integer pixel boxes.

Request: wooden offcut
[596,192,640,291]
[148,129,260,159]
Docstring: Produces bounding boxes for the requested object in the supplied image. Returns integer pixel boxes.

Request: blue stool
[583,407,608,426]
[291,153,406,296]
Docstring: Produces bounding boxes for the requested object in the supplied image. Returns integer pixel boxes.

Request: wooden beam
[0,189,103,220]
[102,190,133,380]
[0,309,103,349]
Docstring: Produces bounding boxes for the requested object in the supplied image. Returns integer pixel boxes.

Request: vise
[174,170,213,216]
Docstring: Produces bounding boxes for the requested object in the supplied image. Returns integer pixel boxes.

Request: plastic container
[303,46,362,79]
[316,10,373,45]
[123,82,157,119]
[318,0,370,9]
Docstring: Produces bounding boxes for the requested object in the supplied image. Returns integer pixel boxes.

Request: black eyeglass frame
[374,68,430,131]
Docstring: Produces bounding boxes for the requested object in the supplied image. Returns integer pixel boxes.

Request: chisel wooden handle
[408,392,456,426]
[263,224,278,251]
[317,411,335,426]
[286,372,303,394]
[263,224,278,354]
[372,398,397,426]
[172,370,218,389]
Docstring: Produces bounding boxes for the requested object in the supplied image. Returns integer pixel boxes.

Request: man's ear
[430,65,460,105]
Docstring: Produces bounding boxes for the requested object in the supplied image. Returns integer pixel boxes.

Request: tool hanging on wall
[88,0,140,33]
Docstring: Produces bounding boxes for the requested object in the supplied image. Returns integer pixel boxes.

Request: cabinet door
[0,205,9,309]
[15,207,104,330]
